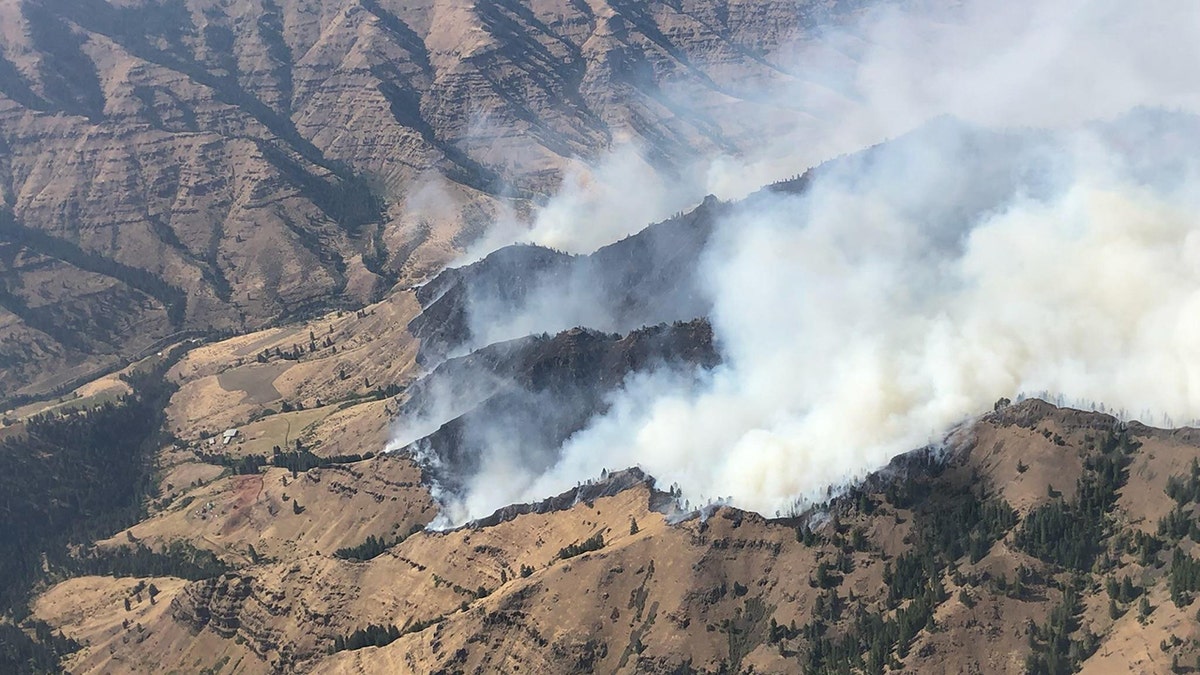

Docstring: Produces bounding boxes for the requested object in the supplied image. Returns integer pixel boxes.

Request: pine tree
[1122,576,1137,603]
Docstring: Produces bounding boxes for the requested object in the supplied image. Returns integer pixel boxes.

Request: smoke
[401,0,1200,523]
[519,119,1200,517]
[461,0,1200,260]
[462,145,687,257]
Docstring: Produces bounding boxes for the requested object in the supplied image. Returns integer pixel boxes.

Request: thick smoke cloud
[409,0,1200,523]
[522,119,1200,517]
[464,0,1200,258]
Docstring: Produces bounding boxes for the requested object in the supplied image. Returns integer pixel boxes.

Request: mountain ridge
[0,0,860,399]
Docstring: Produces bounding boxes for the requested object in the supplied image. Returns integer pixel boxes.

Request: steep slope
[404,113,1084,367]
[30,398,1200,674]
[0,0,863,399]
[400,319,718,496]
[0,217,177,395]
[409,195,726,363]
[13,85,1200,675]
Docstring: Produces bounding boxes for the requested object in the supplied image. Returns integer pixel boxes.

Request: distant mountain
[0,0,860,399]
[408,194,726,364]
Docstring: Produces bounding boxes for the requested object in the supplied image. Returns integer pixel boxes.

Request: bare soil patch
[217,362,291,404]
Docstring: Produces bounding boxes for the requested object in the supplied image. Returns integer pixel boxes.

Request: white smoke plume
[410,0,1200,522]
[520,123,1200,517]
[462,0,1200,259]
[462,145,689,257]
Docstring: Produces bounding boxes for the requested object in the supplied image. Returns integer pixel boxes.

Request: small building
[222,428,239,445]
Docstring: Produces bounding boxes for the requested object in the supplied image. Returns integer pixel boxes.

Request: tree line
[333,524,424,562]
[0,349,183,673]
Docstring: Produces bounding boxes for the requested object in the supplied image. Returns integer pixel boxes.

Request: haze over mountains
[0,0,864,399]
[5,0,1200,673]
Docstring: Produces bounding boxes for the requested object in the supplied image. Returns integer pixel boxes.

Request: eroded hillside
[4,11,1199,665]
[24,398,1200,674]
[0,0,859,398]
